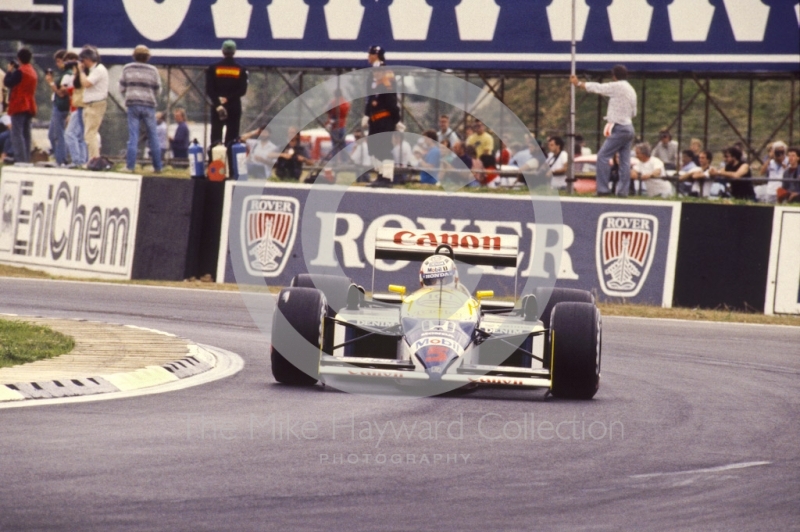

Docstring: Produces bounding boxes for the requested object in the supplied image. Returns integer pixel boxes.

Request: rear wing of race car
[373,228,520,295]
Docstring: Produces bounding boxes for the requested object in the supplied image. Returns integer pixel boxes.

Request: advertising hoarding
[0,167,141,280]
[217,182,681,306]
[765,207,800,315]
[67,0,800,71]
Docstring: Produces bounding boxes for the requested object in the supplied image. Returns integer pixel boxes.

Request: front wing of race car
[318,356,553,389]
[317,314,552,390]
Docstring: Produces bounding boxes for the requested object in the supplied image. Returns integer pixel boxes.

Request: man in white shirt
[571,65,637,196]
[392,131,418,167]
[77,46,108,160]
[546,136,569,189]
[436,115,460,147]
[240,125,278,178]
[508,136,533,167]
[652,129,679,169]
[757,140,788,203]
[631,142,671,197]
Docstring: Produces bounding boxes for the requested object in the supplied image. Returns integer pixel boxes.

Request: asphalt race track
[1,278,799,531]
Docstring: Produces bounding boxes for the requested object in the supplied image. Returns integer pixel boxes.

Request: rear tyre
[534,287,594,370]
[270,287,326,386]
[549,302,601,400]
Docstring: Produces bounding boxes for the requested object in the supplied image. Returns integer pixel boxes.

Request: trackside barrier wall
[132,177,224,281]
[0,167,141,280]
[0,169,224,282]
[217,182,682,306]
[673,203,773,312]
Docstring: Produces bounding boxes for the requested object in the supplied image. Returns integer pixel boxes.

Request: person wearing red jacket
[3,48,38,163]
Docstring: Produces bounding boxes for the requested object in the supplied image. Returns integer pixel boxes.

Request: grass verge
[0,319,75,369]
[0,263,798,327]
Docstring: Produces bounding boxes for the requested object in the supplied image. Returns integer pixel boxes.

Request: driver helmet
[419,255,458,287]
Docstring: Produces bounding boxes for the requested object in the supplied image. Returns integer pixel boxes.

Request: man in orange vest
[3,48,38,163]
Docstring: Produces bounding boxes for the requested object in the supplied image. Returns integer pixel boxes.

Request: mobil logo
[241,195,299,277]
[595,212,658,298]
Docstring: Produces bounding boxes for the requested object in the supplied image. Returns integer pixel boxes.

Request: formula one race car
[270,229,601,399]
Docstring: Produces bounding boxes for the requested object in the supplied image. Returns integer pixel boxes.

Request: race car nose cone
[415,345,458,381]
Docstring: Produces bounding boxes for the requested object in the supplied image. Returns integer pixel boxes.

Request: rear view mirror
[388,285,407,297]
[476,290,494,300]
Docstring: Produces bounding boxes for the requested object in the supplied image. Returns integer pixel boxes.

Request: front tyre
[270,287,326,386]
[550,302,601,399]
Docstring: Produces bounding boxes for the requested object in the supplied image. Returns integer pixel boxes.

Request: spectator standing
[45,50,70,166]
[156,112,168,156]
[630,142,671,197]
[418,130,441,185]
[119,44,161,172]
[437,115,460,146]
[778,147,800,203]
[652,129,679,169]
[710,146,754,201]
[466,119,494,158]
[169,108,190,159]
[757,140,788,203]
[206,40,248,147]
[77,46,108,161]
[546,135,568,189]
[3,48,38,163]
[571,65,637,197]
[0,114,13,162]
[363,45,400,186]
[326,88,350,162]
[61,52,87,167]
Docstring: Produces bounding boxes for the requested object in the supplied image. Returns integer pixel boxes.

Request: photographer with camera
[45,50,70,166]
[60,51,88,167]
[3,47,38,164]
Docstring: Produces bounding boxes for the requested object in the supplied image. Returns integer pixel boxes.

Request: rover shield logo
[241,195,300,277]
[595,213,658,297]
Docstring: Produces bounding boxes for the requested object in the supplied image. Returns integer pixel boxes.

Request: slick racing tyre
[291,274,355,351]
[291,274,354,317]
[549,302,602,400]
[534,287,594,370]
[270,287,326,386]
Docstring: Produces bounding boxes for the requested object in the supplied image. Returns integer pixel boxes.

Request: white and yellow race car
[270,229,601,399]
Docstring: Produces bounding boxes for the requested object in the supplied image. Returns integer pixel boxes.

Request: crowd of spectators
[1,47,797,204]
